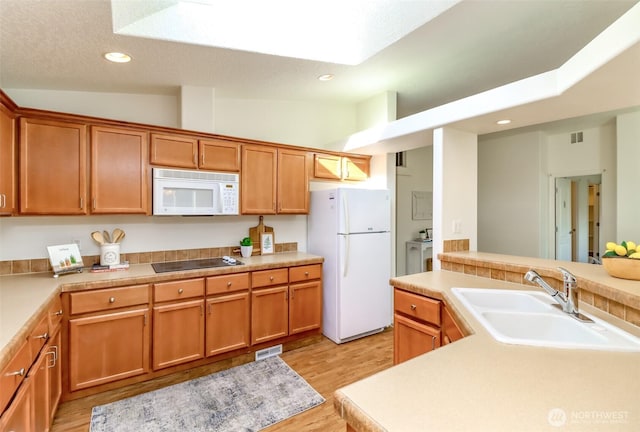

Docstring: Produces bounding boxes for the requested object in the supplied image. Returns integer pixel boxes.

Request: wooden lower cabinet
[206,292,250,357]
[68,308,150,391]
[251,286,289,345]
[393,287,465,365]
[289,280,322,335]
[0,377,32,432]
[394,313,440,364]
[152,299,205,370]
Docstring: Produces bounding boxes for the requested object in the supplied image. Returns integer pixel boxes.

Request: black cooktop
[151,257,243,273]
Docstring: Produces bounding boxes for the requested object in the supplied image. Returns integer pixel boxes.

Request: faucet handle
[557,267,576,283]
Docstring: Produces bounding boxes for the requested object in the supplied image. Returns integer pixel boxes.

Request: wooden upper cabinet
[150,133,198,169]
[277,148,309,214]
[150,134,240,172]
[241,144,277,214]
[0,101,16,215]
[343,156,370,181]
[313,153,342,180]
[20,117,88,215]
[91,126,149,214]
[199,139,240,172]
[313,152,370,182]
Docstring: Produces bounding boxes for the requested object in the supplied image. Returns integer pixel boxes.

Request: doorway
[554,175,601,263]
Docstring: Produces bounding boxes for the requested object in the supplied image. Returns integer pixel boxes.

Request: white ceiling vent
[570,131,584,144]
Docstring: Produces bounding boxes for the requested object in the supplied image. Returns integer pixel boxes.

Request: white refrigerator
[307,188,392,344]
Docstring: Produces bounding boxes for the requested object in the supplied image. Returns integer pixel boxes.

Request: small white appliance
[152,168,239,216]
[307,188,392,344]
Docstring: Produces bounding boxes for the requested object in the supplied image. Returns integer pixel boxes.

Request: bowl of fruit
[602,241,640,280]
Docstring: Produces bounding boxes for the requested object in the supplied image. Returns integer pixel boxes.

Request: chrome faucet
[524,267,592,322]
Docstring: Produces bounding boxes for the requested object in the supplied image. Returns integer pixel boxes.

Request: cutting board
[248,216,274,255]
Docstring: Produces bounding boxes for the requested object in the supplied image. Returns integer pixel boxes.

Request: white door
[555,178,572,260]
[338,189,390,234]
[337,232,391,341]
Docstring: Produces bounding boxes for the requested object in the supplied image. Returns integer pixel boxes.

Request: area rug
[89,356,325,432]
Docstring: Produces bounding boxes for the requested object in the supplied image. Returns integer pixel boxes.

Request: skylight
[111,0,461,65]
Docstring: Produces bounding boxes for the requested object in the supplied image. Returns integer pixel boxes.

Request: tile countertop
[0,252,323,370]
[335,270,640,432]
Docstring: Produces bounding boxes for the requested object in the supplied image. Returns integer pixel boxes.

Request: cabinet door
[152,299,205,370]
[68,308,149,391]
[277,148,309,214]
[47,330,62,426]
[289,281,321,335]
[251,286,288,345]
[206,292,250,357]
[0,102,16,215]
[0,376,32,432]
[342,156,370,181]
[442,305,465,345]
[313,153,342,180]
[199,139,240,172]
[30,343,50,432]
[150,133,198,168]
[91,126,149,214]
[393,313,440,365]
[241,144,277,214]
[20,117,87,214]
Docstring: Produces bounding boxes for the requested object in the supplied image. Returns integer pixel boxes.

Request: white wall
[616,110,640,243]
[1,88,359,260]
[478,131,545,257]
[396,146,433,275]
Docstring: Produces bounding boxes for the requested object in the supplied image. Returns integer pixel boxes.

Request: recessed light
[496,119,511,125]
[318,74,334,81]
[104,52,132,63]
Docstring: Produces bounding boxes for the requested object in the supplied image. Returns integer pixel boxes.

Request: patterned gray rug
[90,356,325,432]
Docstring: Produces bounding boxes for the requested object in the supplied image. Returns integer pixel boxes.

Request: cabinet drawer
[206,273,249,295]
[154,278,204,303]
[0,340,30,413]
[289,264,321,283]
[70,284,150,315]
[394,289,441,326]
[28,313,49,361]
[252,268,288,288]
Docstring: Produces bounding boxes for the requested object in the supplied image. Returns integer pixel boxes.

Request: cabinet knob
[34,332,49,340]
[178,288,184,294]
[5,368,25,377]
[410,304,417,311]
[269,276,274,281]
[304,271,309,276]
[109,297,116,303]
[227,281,232,287]
[54,309,63,316]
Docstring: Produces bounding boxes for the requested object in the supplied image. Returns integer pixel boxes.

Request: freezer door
[337,232,392,340]
[338,189,390,234]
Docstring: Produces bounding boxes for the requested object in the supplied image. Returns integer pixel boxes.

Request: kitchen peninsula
[336,252,640,432]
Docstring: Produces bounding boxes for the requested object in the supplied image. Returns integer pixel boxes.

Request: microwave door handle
[214,183,223,213]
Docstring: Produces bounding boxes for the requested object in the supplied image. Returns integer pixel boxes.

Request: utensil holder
[100,243,121,266]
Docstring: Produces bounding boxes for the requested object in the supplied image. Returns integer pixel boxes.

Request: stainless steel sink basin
[451,288,640,351]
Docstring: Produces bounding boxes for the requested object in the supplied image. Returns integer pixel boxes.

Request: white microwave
[152,168,239,216]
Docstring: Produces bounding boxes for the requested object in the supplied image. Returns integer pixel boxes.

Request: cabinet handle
[79,197,84,209]
[227,281,232,287]
[269,276,274,281]
[194,153,197,166]
[5,368,25,377]
[143,312,147,326]
[410,304,417,311]
[46,346,58,368]
[201,152,205,166]
[34,332,49,340]
[431,335,436,350]
[92,198,96,210]
[178,288,184,294]
[208,303,212,314]
[304,271,309,277]
[109,297,116,303]
[54,309,63,316]
[200,304,204,316]
[0,193,5,208]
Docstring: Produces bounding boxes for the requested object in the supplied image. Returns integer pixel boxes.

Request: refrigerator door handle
[343,235,350,278]
[342,192,350,235]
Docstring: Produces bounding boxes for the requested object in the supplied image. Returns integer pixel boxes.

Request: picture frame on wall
[260,232,274,255]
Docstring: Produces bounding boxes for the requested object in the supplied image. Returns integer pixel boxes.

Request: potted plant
[240,237,253,258]
[419,229,426,240]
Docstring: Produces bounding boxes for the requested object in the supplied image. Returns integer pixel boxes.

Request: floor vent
[255,344,283,361]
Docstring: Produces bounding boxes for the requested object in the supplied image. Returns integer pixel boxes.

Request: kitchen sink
[451,288,640,351]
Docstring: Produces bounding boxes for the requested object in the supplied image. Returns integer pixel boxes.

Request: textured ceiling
[0,0,637,121]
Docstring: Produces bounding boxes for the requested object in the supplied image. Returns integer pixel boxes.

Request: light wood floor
[51,330,393,432]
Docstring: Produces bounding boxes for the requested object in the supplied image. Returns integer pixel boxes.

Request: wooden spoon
[91,231,104,245]
[112,228,125,243]
[103,230,111,244]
